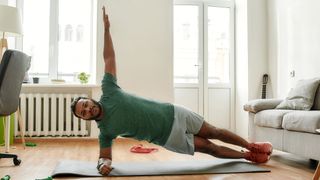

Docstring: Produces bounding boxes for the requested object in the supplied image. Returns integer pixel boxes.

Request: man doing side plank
[71,6,272,176]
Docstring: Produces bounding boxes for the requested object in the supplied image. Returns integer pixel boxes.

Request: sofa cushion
[282,111,320,134]
[254,109,293,128]
[276,78,320,110]
[244,99,282,113]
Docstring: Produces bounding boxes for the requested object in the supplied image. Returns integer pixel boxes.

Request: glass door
[204,3,234,129]
[174,0,234,129]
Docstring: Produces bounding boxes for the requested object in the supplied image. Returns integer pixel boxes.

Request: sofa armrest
[244,99,283,113]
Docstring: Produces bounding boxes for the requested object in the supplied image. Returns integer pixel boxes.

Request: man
[71,6,273,176]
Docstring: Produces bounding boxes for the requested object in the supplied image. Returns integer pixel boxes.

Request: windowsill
[22,83,100,88]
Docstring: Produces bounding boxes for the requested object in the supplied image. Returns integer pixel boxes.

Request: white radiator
[15,93,89,137]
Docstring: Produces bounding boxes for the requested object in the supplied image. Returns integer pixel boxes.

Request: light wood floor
[0,138,317,180]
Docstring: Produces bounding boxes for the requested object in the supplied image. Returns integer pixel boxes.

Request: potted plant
[77,72,90,84]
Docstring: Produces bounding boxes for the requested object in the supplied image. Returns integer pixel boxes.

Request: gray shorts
[163,105,204,155]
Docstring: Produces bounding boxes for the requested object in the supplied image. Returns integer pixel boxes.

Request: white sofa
[244,79,320,162]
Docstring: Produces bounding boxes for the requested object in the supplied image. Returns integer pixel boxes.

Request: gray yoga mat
[51,159,270,177]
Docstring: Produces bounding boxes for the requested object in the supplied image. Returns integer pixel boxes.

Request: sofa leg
[313,162,320,180]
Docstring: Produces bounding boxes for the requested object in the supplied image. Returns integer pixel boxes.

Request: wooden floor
[0,138,317,180]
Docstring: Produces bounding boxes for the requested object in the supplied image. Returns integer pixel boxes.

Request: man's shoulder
[101,73,121,92]
[102,73,117,83]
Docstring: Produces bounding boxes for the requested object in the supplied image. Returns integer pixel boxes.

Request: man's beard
[88,99,103,120]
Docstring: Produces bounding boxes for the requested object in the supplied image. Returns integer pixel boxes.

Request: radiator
[15,93,89,137]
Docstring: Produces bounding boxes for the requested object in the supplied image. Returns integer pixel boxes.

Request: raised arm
[97,147,113,175]
[102,6,116,77]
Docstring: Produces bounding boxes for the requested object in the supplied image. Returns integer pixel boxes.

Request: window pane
[208,7,230,84]
[58,0,92,76]
[7,37,15,49]
[174,5,199,84]
[23,0,50,75]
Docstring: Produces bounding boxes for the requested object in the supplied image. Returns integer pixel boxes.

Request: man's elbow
[104,56,115,63]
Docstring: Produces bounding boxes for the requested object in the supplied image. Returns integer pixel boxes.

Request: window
[64,24,73,41]
[76,25,84,42]
[17,0,95,83]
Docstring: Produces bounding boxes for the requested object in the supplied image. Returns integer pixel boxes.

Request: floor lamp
[0,5,25,152]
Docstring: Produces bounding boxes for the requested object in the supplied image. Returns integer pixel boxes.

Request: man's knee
[197,122,222,139]
[194,136,219,154]
[195,136,209,152]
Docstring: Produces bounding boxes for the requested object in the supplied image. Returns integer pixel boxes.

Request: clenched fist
[97,158,113,176]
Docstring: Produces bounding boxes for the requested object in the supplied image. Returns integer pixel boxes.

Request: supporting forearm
[99,146,112,160]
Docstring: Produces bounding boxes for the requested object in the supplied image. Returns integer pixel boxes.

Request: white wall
[235,0,249,138]
[0,0,7,5]
[268,0,320,98]
[267,0,278,99]
[236,0,320,138]
[235,0,268,138]
[247,0,268,100]
[96,0,174,103]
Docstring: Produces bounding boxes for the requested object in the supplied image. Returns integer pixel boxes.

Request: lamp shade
[0,5,22,36]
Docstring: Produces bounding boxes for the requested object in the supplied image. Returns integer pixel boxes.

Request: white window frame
[14,0,96,83]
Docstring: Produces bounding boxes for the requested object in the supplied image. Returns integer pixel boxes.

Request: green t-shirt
[97,73,174,148]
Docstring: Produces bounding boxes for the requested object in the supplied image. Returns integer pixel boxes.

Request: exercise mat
[51,159,270,177]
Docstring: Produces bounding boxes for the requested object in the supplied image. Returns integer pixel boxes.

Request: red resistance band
[130,144,158,153]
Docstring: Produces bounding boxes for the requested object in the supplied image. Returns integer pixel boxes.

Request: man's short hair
[70,96,88,118]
